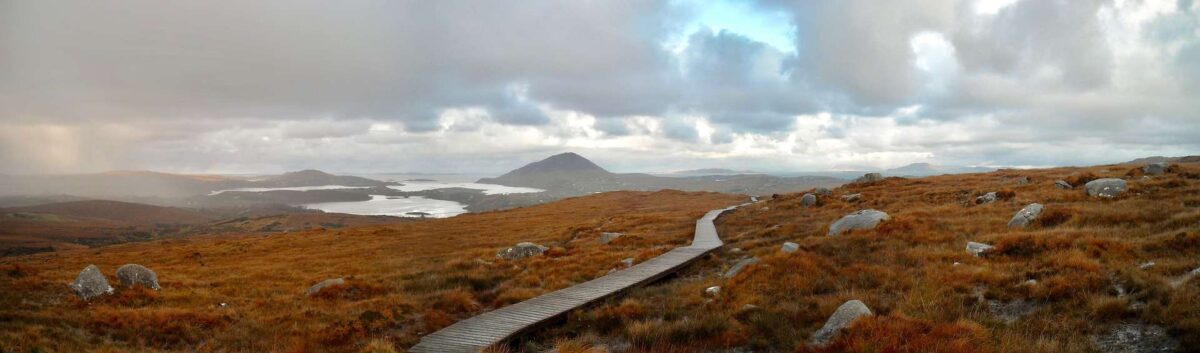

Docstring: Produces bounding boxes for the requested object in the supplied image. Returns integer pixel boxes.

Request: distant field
[0,190,743,352]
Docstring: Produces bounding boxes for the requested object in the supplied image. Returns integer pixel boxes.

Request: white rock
[966,242,994,257]
[781,242,799,253]
[705,286,721,296]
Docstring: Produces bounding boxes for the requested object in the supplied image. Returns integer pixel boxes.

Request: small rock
[723,257,759,278]
[1143,162,1168,176]
[1092,323,1179,353]
[1007,203,1044,228]
[496,242,549,260]
[1138,262,1156,270]
[966,242,994,257]
[1085,178,1127,198]
[1012,176,1030,185]
[742,304,760,311]
[827,209,890,236]
[781,242,799,253]
[809,300,873,346]
[800,193,817,207]
[729,247,743,253]
[1055,180,1073,190]
[814,187,833,195]
[598,232,623,244]
[952,262,962,266]
[841,193,861,202]
[116,264,161,290]
[620,258,634,267]
[975,192,998,205]
[69,265,113,301]
[307,278,345,296]
[853,173,883,184]
[1021,279,1038,286]
[705,286,721,296]
[1169,267,1200,288]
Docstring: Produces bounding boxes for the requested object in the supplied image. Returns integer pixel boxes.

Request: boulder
[307,278,345,296]
[975,192,998,205]
[1007,203,1044,228]
[723,257,759,278]
[841,193,862,202]
[809,300,873,346]
[1085,178,1127,198]
[69,265,113,301]
[116,264,160,290]
[781,242,799,253]
[814,187,833,196]
[827,210,890,236]
[800,193,817,207]
[966,242,994,257]
[598,232,623,244]
[853,173,883,184]
[1143,162,1168,176]
[1055,180,1073,190]
[496,242,549,260]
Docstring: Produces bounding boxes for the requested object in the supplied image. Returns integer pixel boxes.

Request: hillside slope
[0,190,744,352]
[524,161,1200,352]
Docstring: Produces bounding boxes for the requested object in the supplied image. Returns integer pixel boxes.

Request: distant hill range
[663,168,762,176]
[478,152,842,196]
[0,169,392,200]
[883,163,995,177]
[1123,156,1200,165]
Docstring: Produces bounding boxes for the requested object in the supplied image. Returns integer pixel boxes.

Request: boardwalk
[410,205,741,353]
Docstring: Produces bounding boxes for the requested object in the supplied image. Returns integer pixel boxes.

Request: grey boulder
[1055,180,1073,190]
[800,193,817,207]
[307,278,346,296]
[1143,162,1168,176]
[69,265,113,301]
[497,242,549,260]
[116,264,160,290]
[827,210,890,236]
[814,187,833,196]
[853,173,883,184]
[810,300,873,346]
[723,257,759,278]
[1007,203,1044,228]
[966,242,994,257]
[781,242,799,253]
[975,192,998,205]
[841,193,862,202]
[598,232,623,244]
[1085,178,1127,198]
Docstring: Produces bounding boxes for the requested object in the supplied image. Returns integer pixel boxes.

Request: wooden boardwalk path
[410,204,741,352]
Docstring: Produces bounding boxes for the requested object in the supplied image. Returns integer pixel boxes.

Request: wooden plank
[409,203,746,353]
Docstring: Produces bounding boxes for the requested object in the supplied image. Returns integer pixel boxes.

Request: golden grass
[529,163,1200,352]
[0,190,744,352]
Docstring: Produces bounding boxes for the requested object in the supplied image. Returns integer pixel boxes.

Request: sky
[1,0,1198,175]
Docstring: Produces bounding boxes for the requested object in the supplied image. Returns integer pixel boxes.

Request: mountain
[884,163,994,177]
[1124,155,1200,165]
[1,200,216,225]
[479,152,842,196]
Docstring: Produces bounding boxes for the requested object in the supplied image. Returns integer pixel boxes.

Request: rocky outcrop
[800,193,817,207]
[809,300,873,346]
[828,210,890,236]
[1092,323,1179,353]
[69,265,113,301]
[496,242,549,260]
[853,173,883,184]
[1143,162,1168,176]
[116,264,160,290]
[1085,178,1127,198]
[1007,203,1044,228]
[307,278,345,296]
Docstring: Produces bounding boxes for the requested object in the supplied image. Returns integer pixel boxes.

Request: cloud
[0,0,1197,174]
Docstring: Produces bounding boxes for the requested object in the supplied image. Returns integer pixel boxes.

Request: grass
[0,190,744,352]
[524,162,1200,352]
